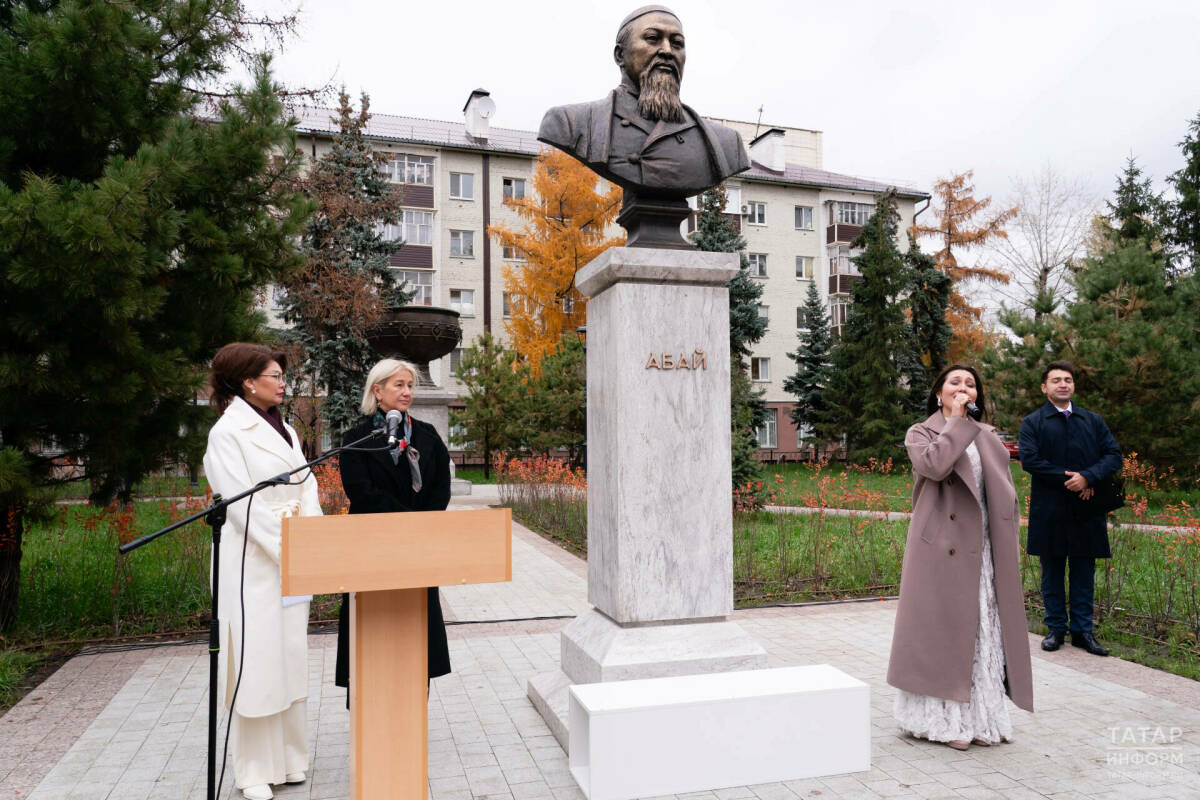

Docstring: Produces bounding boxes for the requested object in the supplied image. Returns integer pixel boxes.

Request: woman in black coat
[335,358,452,703]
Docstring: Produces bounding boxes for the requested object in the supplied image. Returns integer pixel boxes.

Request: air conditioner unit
[740,205,749,215]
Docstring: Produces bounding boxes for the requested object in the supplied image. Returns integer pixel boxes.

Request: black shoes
[1041,630,1065,651]
[1071,631,1109,656]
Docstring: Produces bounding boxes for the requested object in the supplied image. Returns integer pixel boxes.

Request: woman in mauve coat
[887,364,1033,751]
[203,343,321,800]
[335,358,452,705]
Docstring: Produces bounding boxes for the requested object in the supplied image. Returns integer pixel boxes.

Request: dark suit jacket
[334,415,452,688]
[538,86,749,198]
[1019,402,1122,558]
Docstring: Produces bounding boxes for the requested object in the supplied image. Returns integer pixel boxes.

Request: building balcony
[828,273,861,296]
[826,223,863,245]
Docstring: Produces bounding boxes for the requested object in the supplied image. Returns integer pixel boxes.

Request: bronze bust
[538,6,750,247]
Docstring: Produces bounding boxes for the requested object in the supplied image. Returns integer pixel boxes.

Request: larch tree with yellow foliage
[489,149,624,371]
[912,171,1017,360]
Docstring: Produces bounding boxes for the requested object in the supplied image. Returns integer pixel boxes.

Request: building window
[828,245,861,276]
[503,177,526,200]
[747,253,767,278]
[747,201,766,225]
[757,304,769,325]
[450,230,475,258]
[561,296,576,315]
[502,292,517,318]
[835,201,874,225]
[751,357,770,382]
[398,270,434,306]
[449,419,469,446]
[756,408,778,449]
[383,153,434,185]
[501,245,524,260]
[796,423,814,448]
[385,210,433,245]
[449,347,463,376]
[795,206,814,230]
[796,307,809,331]
[449,289,475,316]
[795,256,813,280]
[449,172,474,200]
[829,298,849,328]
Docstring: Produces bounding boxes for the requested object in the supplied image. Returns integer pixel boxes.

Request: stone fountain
[365,305,470,495]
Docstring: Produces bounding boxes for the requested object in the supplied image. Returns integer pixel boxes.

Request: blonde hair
[360,358,419,415]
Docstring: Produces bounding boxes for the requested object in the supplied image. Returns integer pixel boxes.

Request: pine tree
[912,171,1016,360]
[979,295,1071,433]
[692,185,766,490]
[783,281,832,449]
[449,333,526,478]
[905,235,952,409]
[1166,112,1200,274]
[1065,242,1200,473]
[280,91,409,437]
[820,190,912,462]
[489,149,623,372]
[0,1,311,631]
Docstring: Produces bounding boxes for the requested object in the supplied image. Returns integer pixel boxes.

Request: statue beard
[637,67,685,123]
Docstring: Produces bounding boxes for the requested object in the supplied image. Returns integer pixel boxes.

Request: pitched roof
[287,104,543,158]
[287,104,927,198]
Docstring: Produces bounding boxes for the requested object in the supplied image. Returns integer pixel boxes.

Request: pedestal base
[528,609,767,749]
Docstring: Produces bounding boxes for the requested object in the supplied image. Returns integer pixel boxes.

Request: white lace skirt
[894,529,1013,744]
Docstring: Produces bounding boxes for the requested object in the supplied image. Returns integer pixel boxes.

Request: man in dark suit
[538,5,749,200]
[1019,360,1122,656]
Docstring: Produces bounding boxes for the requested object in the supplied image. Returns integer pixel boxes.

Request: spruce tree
[1107,156,1163,249]
[905,235,952,410]
[692,186,766,490]
[979,295,1070,433]
[0,1,311,630]
[280,91,409,437]
[1166,111,1200,274]
[819,190,912,462]
[523,336,587,467]
[450,333,525,479]
[783,281,832,449]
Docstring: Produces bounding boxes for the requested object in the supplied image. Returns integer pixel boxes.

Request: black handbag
[1072,475,1125,516]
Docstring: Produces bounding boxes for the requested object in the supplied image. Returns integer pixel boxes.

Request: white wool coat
[203,396,321,717]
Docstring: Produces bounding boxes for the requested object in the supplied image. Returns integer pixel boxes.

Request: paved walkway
[3,489,1200,799]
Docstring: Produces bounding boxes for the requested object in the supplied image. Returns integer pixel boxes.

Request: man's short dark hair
[1042,360,1076,382]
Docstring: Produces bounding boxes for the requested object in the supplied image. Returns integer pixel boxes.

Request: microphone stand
[119,428,390,800]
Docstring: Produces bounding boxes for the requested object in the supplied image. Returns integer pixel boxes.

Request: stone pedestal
[412,387,471,496]
[528,247,767,749]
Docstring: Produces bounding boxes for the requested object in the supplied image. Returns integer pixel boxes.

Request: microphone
[385,409,403,446]
[966,401,982,420]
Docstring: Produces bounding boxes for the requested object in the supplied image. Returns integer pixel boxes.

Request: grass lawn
[53,475,210,501]
[762,461,1197,526]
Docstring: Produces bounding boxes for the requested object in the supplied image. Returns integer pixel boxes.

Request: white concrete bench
[568,665,870,800]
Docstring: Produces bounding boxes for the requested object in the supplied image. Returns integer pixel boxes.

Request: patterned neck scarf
[372,410,422,492]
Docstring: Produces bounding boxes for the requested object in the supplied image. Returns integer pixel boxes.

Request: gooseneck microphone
[385,409,403,445]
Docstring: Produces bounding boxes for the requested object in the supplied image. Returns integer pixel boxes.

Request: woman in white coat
[203,342,322,800]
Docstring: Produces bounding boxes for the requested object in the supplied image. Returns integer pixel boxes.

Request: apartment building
[288,91,927,460]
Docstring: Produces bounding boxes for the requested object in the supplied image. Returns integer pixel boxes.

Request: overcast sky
[243,0,1200,206]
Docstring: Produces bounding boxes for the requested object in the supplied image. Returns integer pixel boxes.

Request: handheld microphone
[966,401,982,420]
[385,409,403,446]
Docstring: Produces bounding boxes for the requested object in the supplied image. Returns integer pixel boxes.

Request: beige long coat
[203,396,322,717]
[886,412,1034,712]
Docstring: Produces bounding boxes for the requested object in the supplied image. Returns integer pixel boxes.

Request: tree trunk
[0,502,23,633]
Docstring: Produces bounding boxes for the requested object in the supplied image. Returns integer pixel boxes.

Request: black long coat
[1019,402,1122,558]
[335,415,452,690]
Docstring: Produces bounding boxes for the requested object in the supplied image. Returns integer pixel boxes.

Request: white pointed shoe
[242,785,273,800]
[285,772,306,784]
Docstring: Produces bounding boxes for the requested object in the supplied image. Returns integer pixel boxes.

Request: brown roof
[740,162,927,199]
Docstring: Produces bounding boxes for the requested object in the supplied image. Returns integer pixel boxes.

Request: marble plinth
[528,609,767,749]
[411,387,471,495]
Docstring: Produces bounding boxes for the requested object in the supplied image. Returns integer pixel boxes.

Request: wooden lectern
[281,508,512,799]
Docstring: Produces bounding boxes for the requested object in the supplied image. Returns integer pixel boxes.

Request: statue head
[614,6,686,123]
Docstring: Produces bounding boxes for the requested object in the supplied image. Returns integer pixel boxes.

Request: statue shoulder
[705,119,751,173]
[538,94,615,154]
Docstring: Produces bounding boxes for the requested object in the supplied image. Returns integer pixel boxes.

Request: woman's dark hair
[925,363,987,420]
[208,342,287,415]
[1041,359,1075,382]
